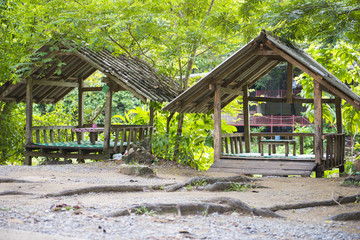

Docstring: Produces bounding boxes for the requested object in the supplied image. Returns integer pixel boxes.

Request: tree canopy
[1,0,360,166]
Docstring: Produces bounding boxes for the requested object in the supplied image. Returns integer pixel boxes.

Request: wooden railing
[31,125,153,151]
[110,125,153,153]
[221,133,244,154]
[221,132,314,155]
[322,133,345,169]
[32,126,76,144]
[251,132,314,155]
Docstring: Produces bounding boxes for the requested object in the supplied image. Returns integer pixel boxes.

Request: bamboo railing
[322,133,345,169]
[30,125,153,153]
[32,126,76,144]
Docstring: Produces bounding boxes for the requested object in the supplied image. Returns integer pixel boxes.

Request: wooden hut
[163,30,360,177]
[0,42,178,165]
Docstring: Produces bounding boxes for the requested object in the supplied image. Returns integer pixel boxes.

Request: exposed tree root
[202,182,265,191]
[0,190,34,196]
[43,184,166,197]
[329,211,360,221]
[268,194,360,212]
[0,178,33,183]
[108,197,283,218]
[165,175,253,192]
[207,197,282,218]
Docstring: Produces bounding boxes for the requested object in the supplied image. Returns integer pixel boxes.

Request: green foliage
[0,102,25,165]
[134,206,155,216]
[227,183,252,192]
[262,0,360,46]
[121,103,236,170]
[185,184,193,191]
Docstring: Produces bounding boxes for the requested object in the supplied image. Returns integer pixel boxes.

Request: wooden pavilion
[0,42,178,165]
[163,30,360,177]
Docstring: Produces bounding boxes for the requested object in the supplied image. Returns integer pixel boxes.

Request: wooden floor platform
[24,141,129,161]
[209,154,317,176]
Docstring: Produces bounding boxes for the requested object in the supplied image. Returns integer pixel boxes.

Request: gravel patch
[1,204,359,240]
[1,162,359,239]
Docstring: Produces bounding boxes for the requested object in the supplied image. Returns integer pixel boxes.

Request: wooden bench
[260,140,296,157]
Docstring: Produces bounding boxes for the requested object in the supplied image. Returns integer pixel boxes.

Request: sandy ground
[0,161,359,239]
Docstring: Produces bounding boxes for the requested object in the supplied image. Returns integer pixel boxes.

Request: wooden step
[208,158,317,176]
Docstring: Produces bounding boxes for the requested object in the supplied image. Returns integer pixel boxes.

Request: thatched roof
[0,43,178,103]
[163,30,360,113]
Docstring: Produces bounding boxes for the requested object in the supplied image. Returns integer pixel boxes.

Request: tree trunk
[173,113,184,161]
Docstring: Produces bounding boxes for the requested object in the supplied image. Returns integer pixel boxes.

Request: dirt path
[0,161,359,239]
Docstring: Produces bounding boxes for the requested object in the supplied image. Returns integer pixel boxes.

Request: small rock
[119,164,156,177]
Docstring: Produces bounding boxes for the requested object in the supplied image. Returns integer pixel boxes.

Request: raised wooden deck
[209,153,316,176]
[24,125,152,163]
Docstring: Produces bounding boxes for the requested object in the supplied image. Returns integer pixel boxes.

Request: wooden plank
[222,133,244,138]
[221,155,314,162]
[286,62,293,103]
[33,79,77,87]
[24,151,110,160]
[36,130,40,143]
[220,87,242,96]
[300,136,304,154]
[230,137,235,154]
[120,129,126,153]
[234,137,239,154]
[247,96,336,103]
[113,129,120,153]
[50,130,54,143]
[208,167,313,176]
[82,87,103,92]
[255,50,278,56]
[32,126,74,130]
[251,132,314,137]
[211,159,316,170]
[213,84,222,161]
[314,80,323,165]
[243,85,250,153]
[43,129,47,143]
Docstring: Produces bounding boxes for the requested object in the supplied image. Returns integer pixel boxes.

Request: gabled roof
[0,43,178,103]
[163,30,360,113]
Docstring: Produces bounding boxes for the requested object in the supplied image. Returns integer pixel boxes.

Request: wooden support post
[314,81,323,177]
[149,101,154,138]
[243,85,251,153]
[103,88,113,153]
[335,97,343,134]
[78,78,84,142]
[213,84,222,162]
[286,62,293,103]
[25,78,33,165]
[149,101,154,126]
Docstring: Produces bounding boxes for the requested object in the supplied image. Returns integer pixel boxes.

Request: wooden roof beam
[255,50,278,56]
[220,60,279,110]
[248,61,280,87]
[265,40,360,111]
[33,79,77,87]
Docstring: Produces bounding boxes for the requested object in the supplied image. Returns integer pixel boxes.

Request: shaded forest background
[0,0,359,169]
